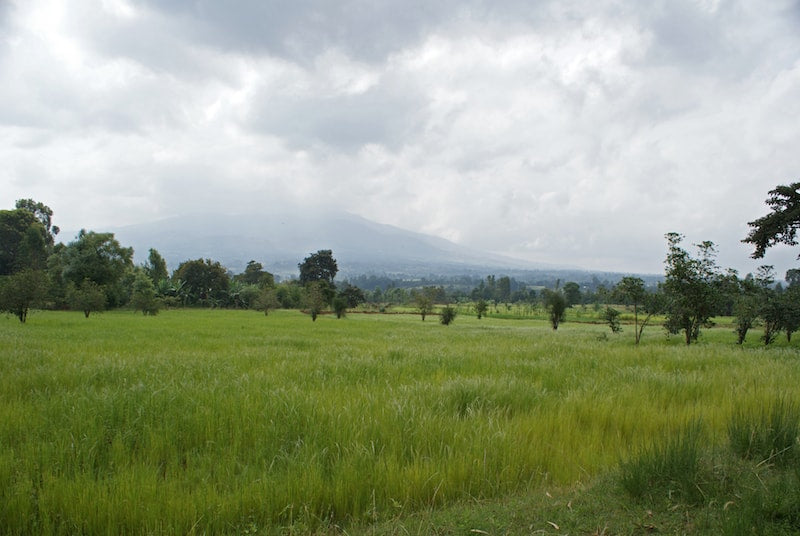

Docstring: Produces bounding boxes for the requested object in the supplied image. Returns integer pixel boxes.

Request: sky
[1,0,799,275]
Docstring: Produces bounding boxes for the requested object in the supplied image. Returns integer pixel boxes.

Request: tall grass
[1,309,799,533]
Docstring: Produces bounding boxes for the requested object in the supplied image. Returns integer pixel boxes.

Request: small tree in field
[131,271,160,315]
[543,289,567,330]
[603,306,622,334]
[333,296,347,319]
[475,299,488,319]
[305,281,326,321]
[254,288,280,316]
[440,305,457,325]
[413,287,437,321]
[67,279,106,318]
[0,269,47,322]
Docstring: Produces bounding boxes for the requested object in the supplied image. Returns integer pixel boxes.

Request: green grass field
[2,309,800,534]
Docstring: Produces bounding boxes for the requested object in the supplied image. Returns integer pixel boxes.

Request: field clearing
[2,309,799,534]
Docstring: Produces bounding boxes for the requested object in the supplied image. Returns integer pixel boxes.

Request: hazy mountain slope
[105,210,557,277]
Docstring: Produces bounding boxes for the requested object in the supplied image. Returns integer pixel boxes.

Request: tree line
[2,180,799,339]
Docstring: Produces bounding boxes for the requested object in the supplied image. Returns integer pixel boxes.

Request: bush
[440,305,457,325]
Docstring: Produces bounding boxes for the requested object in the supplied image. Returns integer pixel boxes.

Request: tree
[0,208,50,274]
[0,269,47,322]
[298,250,338,285]
[440,305,457,325]
[66,279,106,318]
[743,182,800,259]
[15,198,59,244]
[662,233,721,345]
[237,260,275,288]
[614,276,662,345]
[732,273,760,345]
[59,230,134,307]
[783,272,800,342]
[413,287,437,321]
[144,248,168,283]
[338,283,365,309]
[603,306,622,334]
[172,258,230,306]
[333,296,347,319]
[563,282,582,307]
[497,276,512,304]
[543,289,567,330]
[131,270,160,315]
[254,288,280,316]
[475,299,488,319]
[305,281,327,321]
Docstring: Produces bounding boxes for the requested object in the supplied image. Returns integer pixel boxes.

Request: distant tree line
[2,181,799,341]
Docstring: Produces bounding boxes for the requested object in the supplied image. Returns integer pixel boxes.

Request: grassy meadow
[2,308,800,534]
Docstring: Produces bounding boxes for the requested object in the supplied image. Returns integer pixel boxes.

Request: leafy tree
[782,272,800,342]
[614,276,663,344]
[743,182,800,259]
[59,230,134,306]
[475,299,488,319]
[254,288,280,316]
[662,233,721,345]
[15,198,59,244]
[543,289,567,330]
[0,269,47,322]
[732,273,760,344]
[305,281,327,321]
[333,296,347,319]
[338,283,365,309]
[603,306,622,334]
[144,248,168,283]
[563,282,582,307]
[66,279,106,318]
[236,260,275,288]
[497,276,512,304]
[413,287,438,321]
[440,305,457,325]
[0,208,50,274]
[131,270,160,315]
[172,258,230,306]
[298,250,338,285]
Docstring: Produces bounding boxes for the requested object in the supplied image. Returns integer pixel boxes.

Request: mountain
[104,209,564,278]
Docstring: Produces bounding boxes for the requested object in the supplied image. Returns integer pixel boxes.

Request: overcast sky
[2,0,799,275]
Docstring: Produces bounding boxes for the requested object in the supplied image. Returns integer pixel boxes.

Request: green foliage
[172,258,230,306]
[338,283,365,308]
[0,269,47,322]
[440,305,457,325]
[744,182,800,259]
[236,260,274,288]
[729,397,800,466]
[333,296,347,318]
[59,230,134,307]
[130,270,160,315]
[298,249,338,285]
[475,299,488,319]
[66,279,106,318]
[143,248,168,283]
[0,208,50,274]
[619,421,705,504]
[542,289,566,330]
[254,288,280,315]
[602,306,622,333]
[412,287,438,321]
[562,281,581,306]
[304,281,326,321]
[662,233,721,344]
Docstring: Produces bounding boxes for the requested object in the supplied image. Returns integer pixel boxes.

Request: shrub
[440,305,457,325]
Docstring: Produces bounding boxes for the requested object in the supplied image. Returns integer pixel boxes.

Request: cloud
[1,0,799,275]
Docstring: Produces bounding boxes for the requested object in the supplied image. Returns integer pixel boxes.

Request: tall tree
[662,233,721,345]
[542,289,567,330]
[58,230,134,307]
[144,248,169,283]
[0,208,49,274]
[15,198,59,245]
[172,258,230,306]
[562,282,582,307]
[298,250,338,285]
[743,182,800,259]
[236,260,275,288]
